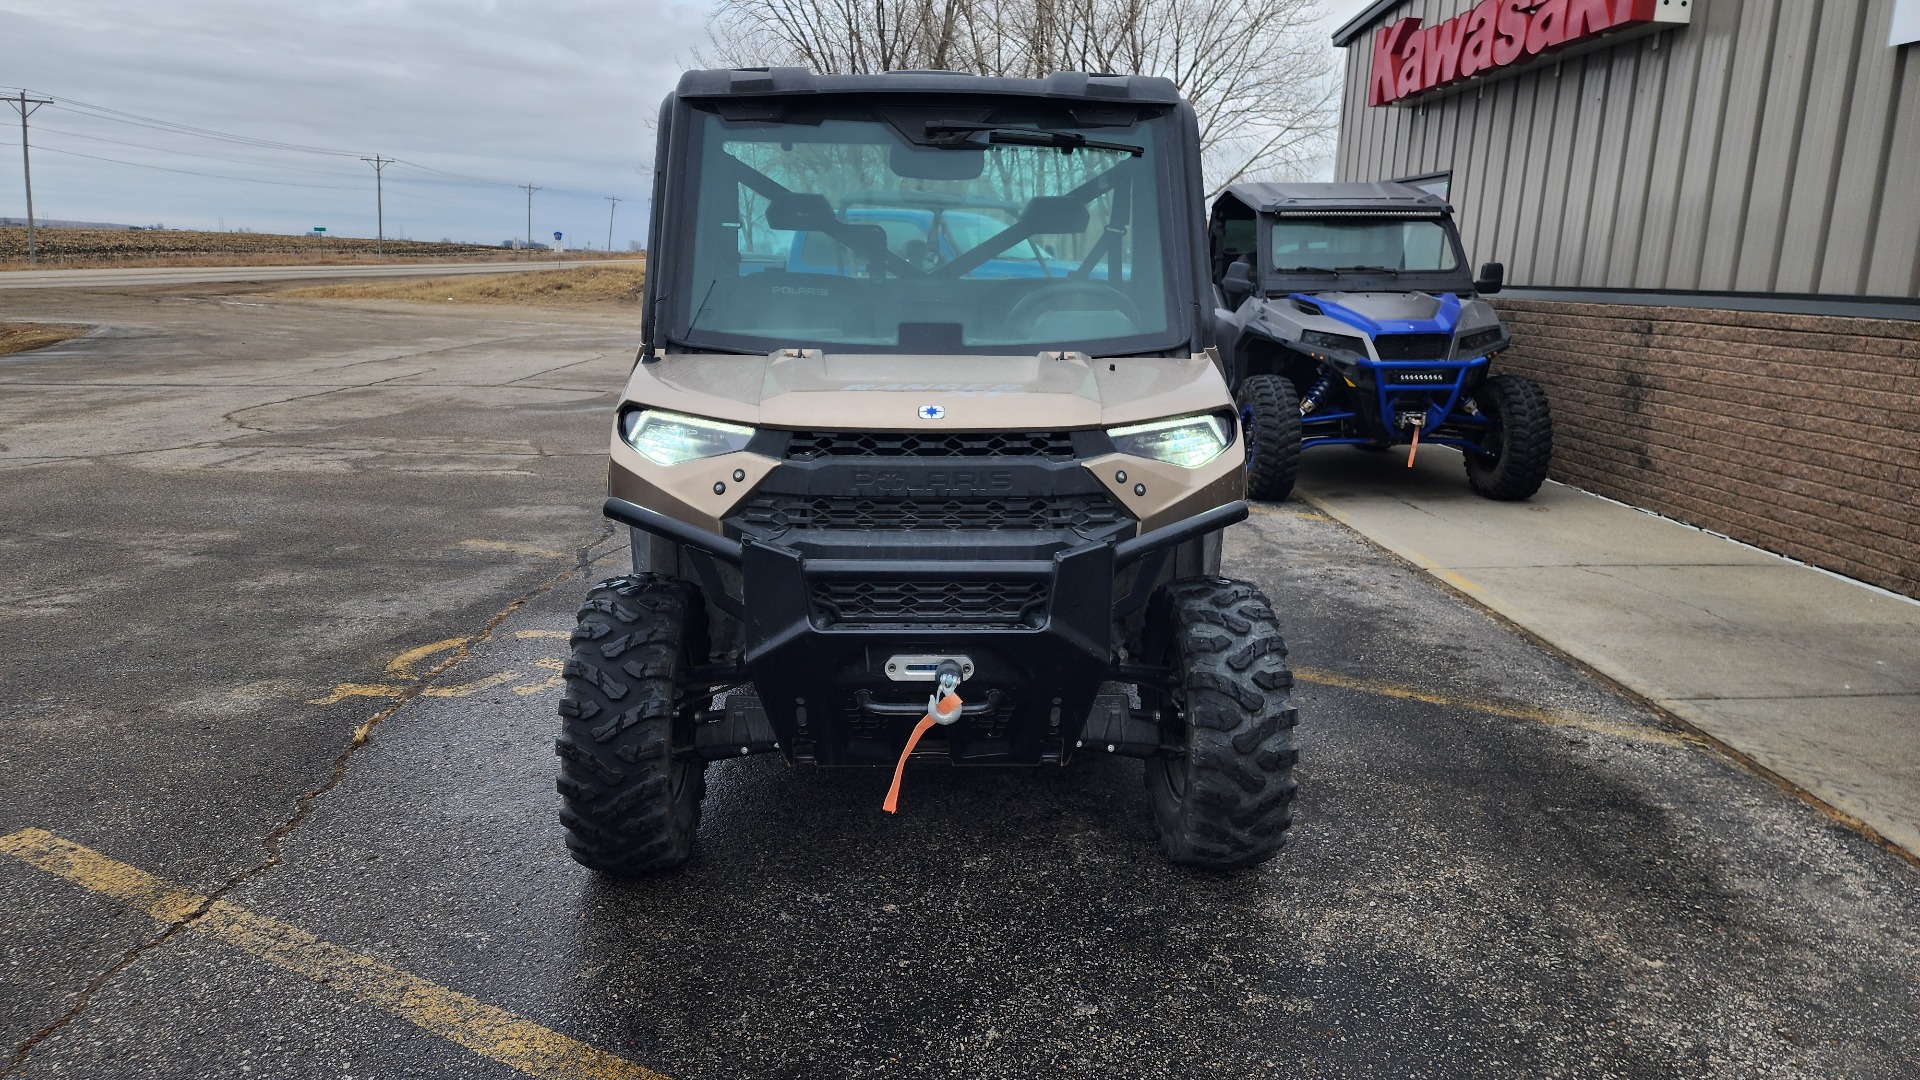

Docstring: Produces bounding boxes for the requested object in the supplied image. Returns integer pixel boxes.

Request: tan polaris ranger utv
[557,67,1298,873]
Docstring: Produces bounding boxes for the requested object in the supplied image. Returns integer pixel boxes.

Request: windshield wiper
[1273,266,1340,274]
[924,121,1144,157]
[1333,265,1401,275]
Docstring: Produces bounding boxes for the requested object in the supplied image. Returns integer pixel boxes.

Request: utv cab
[1208,182,1552,501]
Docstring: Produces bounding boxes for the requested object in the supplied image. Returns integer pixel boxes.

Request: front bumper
[1300,355,1496,449]
[604,496,1245,766]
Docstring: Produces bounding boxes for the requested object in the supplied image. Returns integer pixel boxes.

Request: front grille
[734,493,1125,535]
[1372,333,1453,360]
[785,431,1076,458]
[811,579,1049,627]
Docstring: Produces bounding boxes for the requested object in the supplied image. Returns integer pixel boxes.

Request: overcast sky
[1,0,1373,247]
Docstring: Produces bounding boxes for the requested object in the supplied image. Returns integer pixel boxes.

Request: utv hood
[1286,291,1463,334]
[621,350,1231,430]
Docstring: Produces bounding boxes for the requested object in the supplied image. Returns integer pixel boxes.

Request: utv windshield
[1269,216,1460,273]
[669,105,1178,354]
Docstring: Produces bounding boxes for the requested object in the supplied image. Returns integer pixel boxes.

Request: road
[0,285,1915,1079]
[0,257,642,290]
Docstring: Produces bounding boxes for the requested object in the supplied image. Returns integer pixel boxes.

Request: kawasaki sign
[1368,0,1691,106]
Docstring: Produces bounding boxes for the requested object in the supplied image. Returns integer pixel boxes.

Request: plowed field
[1,227,512,269]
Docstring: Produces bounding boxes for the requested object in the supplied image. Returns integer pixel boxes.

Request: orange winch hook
[882,662,965,814]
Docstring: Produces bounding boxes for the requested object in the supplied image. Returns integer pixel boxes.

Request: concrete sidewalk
[1296,447,1920,859]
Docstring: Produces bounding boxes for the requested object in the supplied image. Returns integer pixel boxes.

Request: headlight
[1107,413,1232,469]
[1301,329,1367,353]
[1456,326,1507,356]
[620,408,755,465]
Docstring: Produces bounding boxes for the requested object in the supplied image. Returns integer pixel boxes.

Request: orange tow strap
[883,693,961,814]
[1406,421,1422,468]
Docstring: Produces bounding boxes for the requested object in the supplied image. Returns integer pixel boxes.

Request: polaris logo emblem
[851,469,1013,496]
[917,405,945,420]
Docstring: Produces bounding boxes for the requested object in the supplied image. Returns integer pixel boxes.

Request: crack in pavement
[2,519,621,1076]
[505,352,632,386]
[221,368,441,435]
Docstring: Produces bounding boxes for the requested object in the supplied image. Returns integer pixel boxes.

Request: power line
[29,124,370,179]
[3,86,641,241]
[6,90,53,264]
[26,126,560,201]
[43,95,362,157]
[26,86,633,197]
[28,144,359,190]
[390,158,520,189]
[36,95,569,196]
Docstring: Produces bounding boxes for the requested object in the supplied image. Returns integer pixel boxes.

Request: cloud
[0,0,712,246]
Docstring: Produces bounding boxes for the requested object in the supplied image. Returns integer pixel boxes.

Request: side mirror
[1222,258,1254,298]
[1475,261,1504,295]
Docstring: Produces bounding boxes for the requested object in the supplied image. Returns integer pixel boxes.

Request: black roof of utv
[675,67,1183,105]
[1221,181,1452,215]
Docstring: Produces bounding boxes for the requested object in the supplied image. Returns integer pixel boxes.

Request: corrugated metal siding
[1334,0,1920,298]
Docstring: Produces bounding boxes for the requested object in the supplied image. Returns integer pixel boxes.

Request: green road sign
[313,227,326,234]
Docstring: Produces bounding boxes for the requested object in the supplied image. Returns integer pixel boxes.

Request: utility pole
[360,155,393,254]
[7,91,54,266]
[520,184,540,258]
[604,195,622,254]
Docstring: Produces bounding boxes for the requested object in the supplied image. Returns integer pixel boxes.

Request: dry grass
[280,262,647,307]
[0,226,542,270]
[0,251,526,272]
[0,323,88,355]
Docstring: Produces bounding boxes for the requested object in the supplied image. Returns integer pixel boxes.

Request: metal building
[1327,0,1920,598]
[1333,0,1919,299]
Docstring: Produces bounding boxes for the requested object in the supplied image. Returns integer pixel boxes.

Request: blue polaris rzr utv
[1208,181,1552,502]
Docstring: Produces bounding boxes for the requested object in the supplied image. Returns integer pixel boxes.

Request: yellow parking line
[514,630,572,640]
[421,670,523,697]
[307,683,408,706]
[0,829,666,1080]
[386,637,471,678]
[1291,666,1700,748]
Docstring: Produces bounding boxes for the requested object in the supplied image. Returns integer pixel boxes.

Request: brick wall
[1488,299,1920,599]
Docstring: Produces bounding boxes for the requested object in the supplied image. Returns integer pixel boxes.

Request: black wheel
[555,574,707,876]
[1236,374,1302,502]
[1463,373,1553,501]
[1145,577,1299,869]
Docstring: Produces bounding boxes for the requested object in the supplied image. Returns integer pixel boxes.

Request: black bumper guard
[602,497,1247,571]
[601,496,1249,766]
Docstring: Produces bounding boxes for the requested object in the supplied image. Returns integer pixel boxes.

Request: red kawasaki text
[1369,0,1664,106]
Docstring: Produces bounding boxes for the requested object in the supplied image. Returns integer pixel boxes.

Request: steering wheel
[1006,281,1143,338]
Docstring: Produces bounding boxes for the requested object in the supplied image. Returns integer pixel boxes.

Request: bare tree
[700,0,1336,195]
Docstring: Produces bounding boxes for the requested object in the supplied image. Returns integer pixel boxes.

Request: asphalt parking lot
[2,283,1916,1079]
